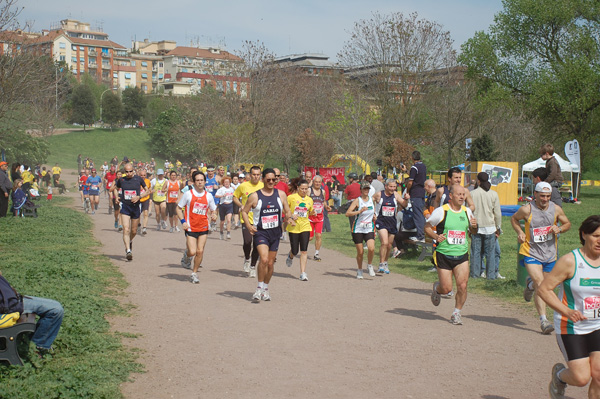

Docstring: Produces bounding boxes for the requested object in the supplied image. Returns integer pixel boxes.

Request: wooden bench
[0,313,36,366]
[402,238,434,262]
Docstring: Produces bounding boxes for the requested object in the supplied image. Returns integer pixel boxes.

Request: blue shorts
[89,190,100,196]
[120,202,141,219]
[254,227,282,252]
[375,217,398,235]
[520,256,556,273]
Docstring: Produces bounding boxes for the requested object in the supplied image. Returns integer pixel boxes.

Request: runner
[274,168,289,241]
[87,168,102,214]
[79,169,91,213]
[511,182,571,334]
[426,184,478,325]
[537,215,600,399]
[372,178,409,274]
[109,170,123,230]
[233,166,264,278]
[308,175,330,262]
[205,166,219,232]
[151,169,168,231]
[345,181,377,279]
[166,171,181,233]
[110,163,148,261]
[242,168,294,301]
[231,174,241,228]
[285,179,314,281]
[139,169,151,235]
[214,176,235,240]
[177,171,218,283]
[105,165,117,214]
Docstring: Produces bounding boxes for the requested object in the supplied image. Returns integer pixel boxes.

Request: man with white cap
[511,181,571,334]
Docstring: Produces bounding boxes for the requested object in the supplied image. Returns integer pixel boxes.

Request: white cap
[535,182,552,192]
[239,173,245,178]
[157,169,165,175]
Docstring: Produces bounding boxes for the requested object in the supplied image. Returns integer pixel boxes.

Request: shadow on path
[216,290,252,302]
[393,286,432,297]
[211,268,249,278]
[386,307,447,322]
[158,273,189,282]
[462,314,534,333]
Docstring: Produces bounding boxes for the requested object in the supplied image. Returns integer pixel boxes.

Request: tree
[338,11,456,140]
[122,87,147,125]
[459,0,600,169]
[69,83,95,131]
[383,138,415,171]
[469,133,499,161]
[102,91,122,130]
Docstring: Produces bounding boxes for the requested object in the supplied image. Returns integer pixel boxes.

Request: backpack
[0,275,24,315]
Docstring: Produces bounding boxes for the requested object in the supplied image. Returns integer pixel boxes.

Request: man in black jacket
[0,161,13,217]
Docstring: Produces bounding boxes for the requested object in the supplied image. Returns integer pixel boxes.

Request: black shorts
[219,203,233,221]
[233,202,239,214]
[120,202,141,219]
[289,231,311,255]
[434,252,469,270]
[352,232,375,244]
[140,200,150,212]
[375,217,398,235]
[185,230,209,239]
[254,228,282,252]
[166,202,177,217]
[112,197,120,210]
[558,329,600,361]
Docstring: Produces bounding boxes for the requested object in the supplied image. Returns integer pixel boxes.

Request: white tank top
[555,249,600,335]
[352,196,375,234]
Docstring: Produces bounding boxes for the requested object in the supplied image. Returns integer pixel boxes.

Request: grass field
[47,128,158,170]
[322,187,600,306]
[0,197,140,398]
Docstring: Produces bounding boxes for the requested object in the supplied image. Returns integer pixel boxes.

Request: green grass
[47,128,158,170]
[0,197,141,398]
[323,187,600,306]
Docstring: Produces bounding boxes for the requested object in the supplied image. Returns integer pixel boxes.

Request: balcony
[101,63,111,70]
[89,50,97,56]
[101,52,110,58]
[88,63,98,69]
[152,78,158,83]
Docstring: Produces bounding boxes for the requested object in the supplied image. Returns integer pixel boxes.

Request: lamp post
[99,88,111,123]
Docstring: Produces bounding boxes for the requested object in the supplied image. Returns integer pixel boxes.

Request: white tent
[521,154,580,198]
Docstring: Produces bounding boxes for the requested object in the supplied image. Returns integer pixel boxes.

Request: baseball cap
[360,181,371,189]
[157,169,165,175]
[91,168,97,172]
[0,161,7,167]
[535,182,552,193]
[239,173,245,178]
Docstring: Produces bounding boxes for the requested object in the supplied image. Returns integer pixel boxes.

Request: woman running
[215,176,235,240]
[285,178,314,281]
[345,181,376,279]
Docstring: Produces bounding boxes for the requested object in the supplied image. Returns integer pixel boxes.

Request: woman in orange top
[166,171,181,233]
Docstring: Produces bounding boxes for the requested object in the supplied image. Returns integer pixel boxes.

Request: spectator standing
[0,161,12,217]
[532,167,562,208]
[470,172,502,279]
[10,162,21,182]
[406,151,427,242]
[370,172,385,193]
[540,143,563,188]
[77,154,82,173]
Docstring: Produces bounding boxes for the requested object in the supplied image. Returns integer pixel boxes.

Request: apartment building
[271,53,343,77]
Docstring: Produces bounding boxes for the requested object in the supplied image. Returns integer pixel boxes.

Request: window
[80,57,85,61]
[182,68,188,73]
[72,45,77,51]
[59,55,65,61]
[130,60,136,66]
[141,73,147,79]
[80,46,84,50]
[125,73,131,79]
[141,61,147,67]
[71,57,77,63]
[113,73,118,78]
[159,74,163,79]
[73,69,78,74]
[59,42,66,49]
[159,62,163,67]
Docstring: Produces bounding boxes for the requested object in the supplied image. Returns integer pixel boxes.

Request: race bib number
[294,206,308,218]
[124,190,136,200]
[533,226,552,243]
[359,221,372,230]
[169,191,178,198]
[192,202,207,215]
[583,296,600,319]
[157,190,164,196]
[91,185,99,190]
[382,206,395,217]
[261,215,279,229]
[206,185,213,192]
[225,193,233,202]
[447,230,466,245]
[314,203,324,214]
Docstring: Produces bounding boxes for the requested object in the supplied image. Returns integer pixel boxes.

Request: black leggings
[289,231,310,256]
[242,225,259,266]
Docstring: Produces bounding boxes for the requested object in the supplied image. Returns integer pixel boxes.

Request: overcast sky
[17,0,502,61]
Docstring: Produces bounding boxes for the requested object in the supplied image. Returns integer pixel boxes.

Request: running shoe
[220,232,224,240]
[190,273,199,284]
[226,232,231,240]
[175,226,181,232]
[313,254,321,261]
[169,227,174,233]
[440,290,455,299]
[367,264,376,277]
[126,250,133,261]
[549,363,566,399]
[114,221,118,229]
[431,282,441,306]
[356,269,364,279]
[249,267,257,278]
[252,288,262,302]
[142,227,147,235]
[91,210,95,215]
[428,266,437,273]
[157,224,161,231]
[378,263,385,273]
[524,276,535,302]
[243,260,250,273]
[118,225,123,231]
[181,254,192,269]
[108,206,113,214]
[161,221,168,230]
[383,263,390,274]
[450,312,463,325]
[286,254,293,267]
[300,272,308,281]
[261,289,271,301]
[541,319,555,335]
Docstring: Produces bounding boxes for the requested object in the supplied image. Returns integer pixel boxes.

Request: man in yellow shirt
[233,166,263,278]
[285,179,314,281]
[51,164,62,180]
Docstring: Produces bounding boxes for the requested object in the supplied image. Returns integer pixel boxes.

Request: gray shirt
[0,169,12,194]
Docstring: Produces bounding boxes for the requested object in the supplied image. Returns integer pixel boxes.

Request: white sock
[258,282,264,289]
[263,283,268,291]
[315,250,319,255]
[540,315,548,322]
[453,308,461,314]
[528,280,534,290]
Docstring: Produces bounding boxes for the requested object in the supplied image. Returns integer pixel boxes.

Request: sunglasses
[264,178,276,182]
[125,170,134,173]
[275,175,280,177]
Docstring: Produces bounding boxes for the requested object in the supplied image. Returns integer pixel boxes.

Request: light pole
[99,88,111,124]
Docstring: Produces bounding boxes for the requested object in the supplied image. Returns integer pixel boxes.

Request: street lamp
[99,88,111,124]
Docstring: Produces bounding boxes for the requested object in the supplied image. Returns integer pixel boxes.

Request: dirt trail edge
[64,174,584,399]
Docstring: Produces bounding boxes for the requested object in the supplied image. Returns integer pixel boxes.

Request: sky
[17,0,503,61]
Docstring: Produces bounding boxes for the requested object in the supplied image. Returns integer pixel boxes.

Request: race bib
[169,191,178,198]
[206,185,213,192]
[583,296,600,319]
[192,202,207,215]
[533,226,552,243]
[382,206,395,217]
[124,190,136,200]
[157,190,164,196]
[294,206,308,218]
[261,215,279,229]
[314,203,324,214]
[225,193,233,201]
[447,230,466,245]
[91,185,99,190]
[359,221,372,230]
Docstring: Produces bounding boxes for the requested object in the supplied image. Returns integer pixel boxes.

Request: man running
[139,169,151,235]
[87,168,102,214]
[373,178,409,274]
[105,165,117,214]
[110,163,147,261]
[308,175,330,261]
[233,166,264,278]
[177,171,217,283]
[242,168,294,301]
[511,181,571,334]
[426,184,478,325]
[150,169,168,230]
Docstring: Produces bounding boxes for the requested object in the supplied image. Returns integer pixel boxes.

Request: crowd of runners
[67,153,600,399]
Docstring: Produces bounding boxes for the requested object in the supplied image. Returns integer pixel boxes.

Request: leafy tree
[101,91,122,130]
[469,133,499,161]
[122,87,147,125]
[383,138,415,170]
[70,84,95,131]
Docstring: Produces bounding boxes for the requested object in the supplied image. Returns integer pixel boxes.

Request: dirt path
[59,172,586,399]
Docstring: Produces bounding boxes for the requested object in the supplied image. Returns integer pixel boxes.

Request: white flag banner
[565,139,581,169]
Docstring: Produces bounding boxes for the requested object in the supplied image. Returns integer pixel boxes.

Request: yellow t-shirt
[152,179,168,202]
[52,166,61,175]
[21,170,34,184]
[234,181,264,224]
[286,193,313,233]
